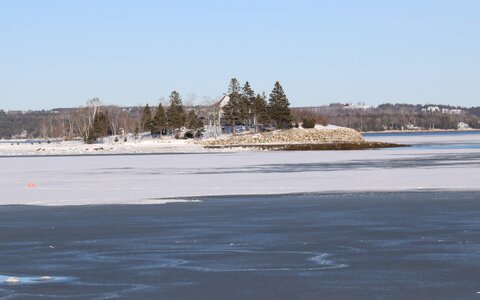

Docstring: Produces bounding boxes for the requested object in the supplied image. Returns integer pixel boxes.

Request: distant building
[204,95,230,137]
[422,106,462,115]
[405,123,422,130]
[442,108,462,115]
[343,102,373,110]
[210,95,230,124]
[12,130,28,139]
[422,106,440,113]
[457,122,470,130]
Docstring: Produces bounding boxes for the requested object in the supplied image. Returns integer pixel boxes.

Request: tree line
[3,87,479,140]
[292,103,480,131]
[140,90,204,138]
[140,78,293,137]
[0,79,294,141]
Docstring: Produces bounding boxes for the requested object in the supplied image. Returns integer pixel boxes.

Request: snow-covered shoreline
[0,138,211,156]
[0,126,370,156]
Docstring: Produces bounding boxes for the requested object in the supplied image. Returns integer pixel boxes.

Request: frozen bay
[1,132,480,299]
[1,133,480,205]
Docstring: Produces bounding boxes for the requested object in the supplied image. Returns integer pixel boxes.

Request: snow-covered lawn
[1,138,479,205]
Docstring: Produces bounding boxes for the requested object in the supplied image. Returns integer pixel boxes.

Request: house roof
[211,95,230,108]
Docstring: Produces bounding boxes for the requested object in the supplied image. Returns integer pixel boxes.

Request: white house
[205,95,230,137]
[442,108,462,115]
[457,122,470,130]
[422,106,440,113]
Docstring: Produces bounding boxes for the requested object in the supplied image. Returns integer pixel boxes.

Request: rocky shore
[201,127,364,146]
[199,127,404,150]
[0,127,405,156]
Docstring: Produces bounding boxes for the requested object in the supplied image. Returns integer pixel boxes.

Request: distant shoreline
[3,128,479,156]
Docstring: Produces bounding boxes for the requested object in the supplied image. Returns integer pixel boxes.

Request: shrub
[184,131,194,139]
[302,118,316,129]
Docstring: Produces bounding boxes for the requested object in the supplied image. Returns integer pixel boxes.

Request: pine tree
[185,110,204,130]
[166,91,186,131]
[94,111,111,137]
[252,93,269,127]
[240,81,255,125]
[85,111,111,143]
[141,104,153,133]
[221,98,236,125]
[151,103,166,135]
[228,77,241,95]
[268,81,292,129]
[221,78,242,132]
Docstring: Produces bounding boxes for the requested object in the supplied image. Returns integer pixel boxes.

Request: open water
[1,191,480,299]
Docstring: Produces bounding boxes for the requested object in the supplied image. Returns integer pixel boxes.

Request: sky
[0,0,479,110]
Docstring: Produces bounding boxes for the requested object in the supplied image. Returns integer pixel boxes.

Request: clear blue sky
[1,0,479,110]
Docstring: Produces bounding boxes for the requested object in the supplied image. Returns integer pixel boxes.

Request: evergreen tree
[221,78,242,133]
[228,77,241,95]
[184,109,204,138]
[94,111,112,137]
[221,97,236,125]
[268,81,292,129]
[151,103,166,135]
[252,93,269,127]
[85,111,111,143]
[185,110,204,130]
[141,104,153,133]
[240,81,255,125]
[166,91,186,131]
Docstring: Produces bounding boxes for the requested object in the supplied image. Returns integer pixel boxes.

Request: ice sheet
[1,143,479,205]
